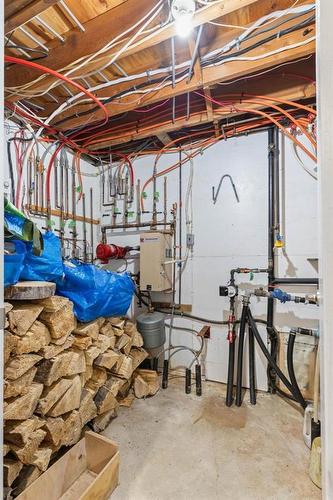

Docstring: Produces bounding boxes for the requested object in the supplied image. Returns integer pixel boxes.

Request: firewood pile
[3,296,158,497]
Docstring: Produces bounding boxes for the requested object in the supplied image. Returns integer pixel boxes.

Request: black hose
[248,324,256,405]
[247,309,307,409]
[235,304,248,407]
[185,368,191,394]
[162,360,169,389]
[195,365,202,396]
[226,341,235,407]
[287,333,307,409]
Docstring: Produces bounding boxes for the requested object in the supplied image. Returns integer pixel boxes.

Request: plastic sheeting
[20,232,63,282]
[56,260,135,322]
[4,240,26,287]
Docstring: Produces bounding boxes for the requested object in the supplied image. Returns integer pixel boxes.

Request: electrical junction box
[140,231,173,292]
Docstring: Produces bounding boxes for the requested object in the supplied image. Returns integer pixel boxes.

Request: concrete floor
[103,380,321,500]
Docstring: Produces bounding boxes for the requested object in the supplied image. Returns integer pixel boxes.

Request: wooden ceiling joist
[56,25,316,130]
[5,0,61,34]
[88,82,316,150]
[5,0,258,88]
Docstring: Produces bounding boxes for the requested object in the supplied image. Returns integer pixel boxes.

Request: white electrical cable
[292,141,317,179]
[6,0,165,96]
[5,2,313,100]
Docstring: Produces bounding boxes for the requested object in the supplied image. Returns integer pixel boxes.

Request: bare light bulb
[171,0,196,38]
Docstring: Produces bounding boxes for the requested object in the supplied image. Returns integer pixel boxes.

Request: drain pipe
[267,127,279,393]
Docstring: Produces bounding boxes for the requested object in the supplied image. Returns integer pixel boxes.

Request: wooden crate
[17,432,119,500]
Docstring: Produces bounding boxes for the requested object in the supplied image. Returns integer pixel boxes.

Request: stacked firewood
[3,296,154,497]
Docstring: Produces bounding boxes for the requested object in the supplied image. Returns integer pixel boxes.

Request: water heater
[139,231,173,292]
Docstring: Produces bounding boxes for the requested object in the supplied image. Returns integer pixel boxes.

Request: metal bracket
[212,174,240,205]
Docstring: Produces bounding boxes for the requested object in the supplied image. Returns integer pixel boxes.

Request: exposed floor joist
[5,0,60,34]
[87,82,316,150]
[55,25,316,130]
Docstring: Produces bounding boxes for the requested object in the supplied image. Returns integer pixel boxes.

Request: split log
[4,383,43,420]
[5,354,41,380]
[134,369,160,397]
[10,428,46,464]
[42,417,64,447]
[4,444,10,456]
[4,459,23,487]
[4,331,17,364]
[38,335,74,359]
[12,466,42,496]
[93,334,111,353]
[79,389,97,426]
[94,383,119,415]
[32,296,69,313]
[72,335,93,350]
[130,348,148,371]
[47,375,82,417]
[74,320,100,340]
[116,333,132,352]
[112,354,133,379]
[4,366,37,399]
[119,394,135,407]
[132,330,144,348]
[39,302,76,340]
[5,417,44,446]
[50,330,74,346]
[84,367,107,396]
[133,375,150,399]
[108,317,125,331]
[91,408,117,433]
[94,350,120,370]
[62,410,82,447]
[31,447,52,472]
[13,321,51,355]
[99,322,115,337]
[37,378,73,416]
[34,351,73,386]
[66,349,86,376]
[85,345,101,366]
[124,321,137,337]
[7,304,43,336]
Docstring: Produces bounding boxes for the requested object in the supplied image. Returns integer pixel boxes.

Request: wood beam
[5,0,258,88]
[156,132,172,145]
[87,83,316,150]
[5,0,60,34]
[56,25,316,130]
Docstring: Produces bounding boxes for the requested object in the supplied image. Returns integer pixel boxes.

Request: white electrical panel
[140,231,173,292]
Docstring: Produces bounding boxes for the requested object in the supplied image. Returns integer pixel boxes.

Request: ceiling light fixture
[171,0,196,38]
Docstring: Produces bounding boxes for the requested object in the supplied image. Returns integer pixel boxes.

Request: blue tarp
[56,260,135,322]
[20,232,63,282]
[4,240,26,287]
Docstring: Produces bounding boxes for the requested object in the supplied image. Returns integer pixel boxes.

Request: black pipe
[235,303,248,406]
[195,364,202,396]
[272,278,319,286]
[267,127,279,393]
[287,333,307,408]
[185,368,191,394]
[247,308,307,409]
[162,360,169,389]
[226,341,235,406]
[248,324,256,405]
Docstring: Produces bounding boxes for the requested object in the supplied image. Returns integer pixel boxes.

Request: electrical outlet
[186,233,194,249]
